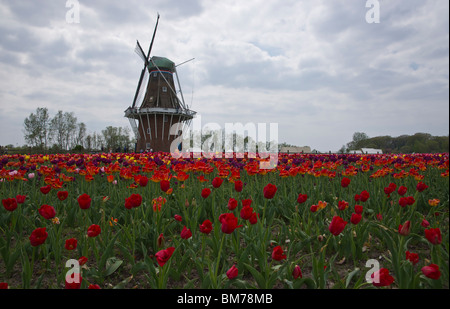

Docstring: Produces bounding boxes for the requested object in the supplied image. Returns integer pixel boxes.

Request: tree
[101,126,133,152]
[23,107,51,149]
[49,111,78,151]
[346,132,369,151]
[74,122,87,149]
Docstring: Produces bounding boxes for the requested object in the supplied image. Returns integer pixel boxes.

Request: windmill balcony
[124,106,196,119]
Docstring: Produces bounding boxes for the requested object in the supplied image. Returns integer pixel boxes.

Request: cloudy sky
[0,0,448,152]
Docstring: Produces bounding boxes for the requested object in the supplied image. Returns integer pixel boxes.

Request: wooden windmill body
[125,14,195,153]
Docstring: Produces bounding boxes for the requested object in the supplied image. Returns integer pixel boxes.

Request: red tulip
[125,193,142,209]
[359,190,370,202]
[240,205,253,220]
[328,216,347,236]
[407,196,415,205]
[350,213,362,225]
[137,175,148,187]
[242,199,252,208]
[421,218,430,228]
[416,181,428,192]
[57,191,69,201]
[371,268,394,287]
[354,205,363,214]
[157,233,165,248]
[263,183,277,199]
[399,196,414,207]
[212,177,223,188]
[201,188,211,199]
[180,226,192,239]
[226,265,239,279]
[424,228,442,245]
[78,256,88,266]
[2,198,18,212]
[249,212,259,225]
[38,204,56,220]
[234,180,243,192]
[15,195,26,204]
[160,180,170,192]
[272,246,287,261]
[398,221,411,236]
[421,264,441,280]
[87,224,101,237]
[88,284,101,289]
[219,213,242,234]
[40,185,51,195]
[29,227,48,247]
[341,177,351,188]
[174,214,182,222]
[77,193,91,209]
[199,219,213,234]
[405,251,419,265]
[65,238,77,250]
[397,186,407,196]
[292,265,302,279]
[155,247,175,267]
[227,198,238,210]
[338,200,349,211]
[297,193,308,204]
[384,183,397,196]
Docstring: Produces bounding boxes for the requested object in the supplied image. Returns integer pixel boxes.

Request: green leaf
[117,241,135,265]
[113,275,133,289]
[345,268,360,288]
[105,257,123,277]
[98,230,121,272]
[244,263,266,289]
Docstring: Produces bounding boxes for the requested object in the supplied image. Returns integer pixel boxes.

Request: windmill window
[153,72,157,77]
[162,86,167,92]
[147,128,151,134]
[163,115,168,122]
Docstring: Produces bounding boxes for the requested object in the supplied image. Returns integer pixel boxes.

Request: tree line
[341,132,449,154]
[21,107,134,153]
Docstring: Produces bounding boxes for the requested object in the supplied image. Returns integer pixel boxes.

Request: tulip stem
[213,233,226,288]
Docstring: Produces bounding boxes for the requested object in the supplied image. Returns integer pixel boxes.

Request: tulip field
[0,152,448,289]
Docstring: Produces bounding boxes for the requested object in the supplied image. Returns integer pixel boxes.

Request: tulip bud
[157,233,165,248]
[398,221,411,236]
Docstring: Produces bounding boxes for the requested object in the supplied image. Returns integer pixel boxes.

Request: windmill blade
[146,13,160,59]
[131,67,149,108]
[131,13,160,108]
[176,58,195,67]
[135,68,149,108]
[134,40,147,64]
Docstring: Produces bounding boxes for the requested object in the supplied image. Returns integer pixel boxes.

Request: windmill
[124,14,196,153]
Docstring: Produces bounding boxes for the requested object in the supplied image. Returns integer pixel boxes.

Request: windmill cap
[148,56,175,72]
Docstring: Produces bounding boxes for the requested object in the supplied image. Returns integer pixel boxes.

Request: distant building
[361,148,383,154]
[350,150,363,154]
[280,146,311,154]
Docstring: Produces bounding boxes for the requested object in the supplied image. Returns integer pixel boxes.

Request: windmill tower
[125,14,196,153]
